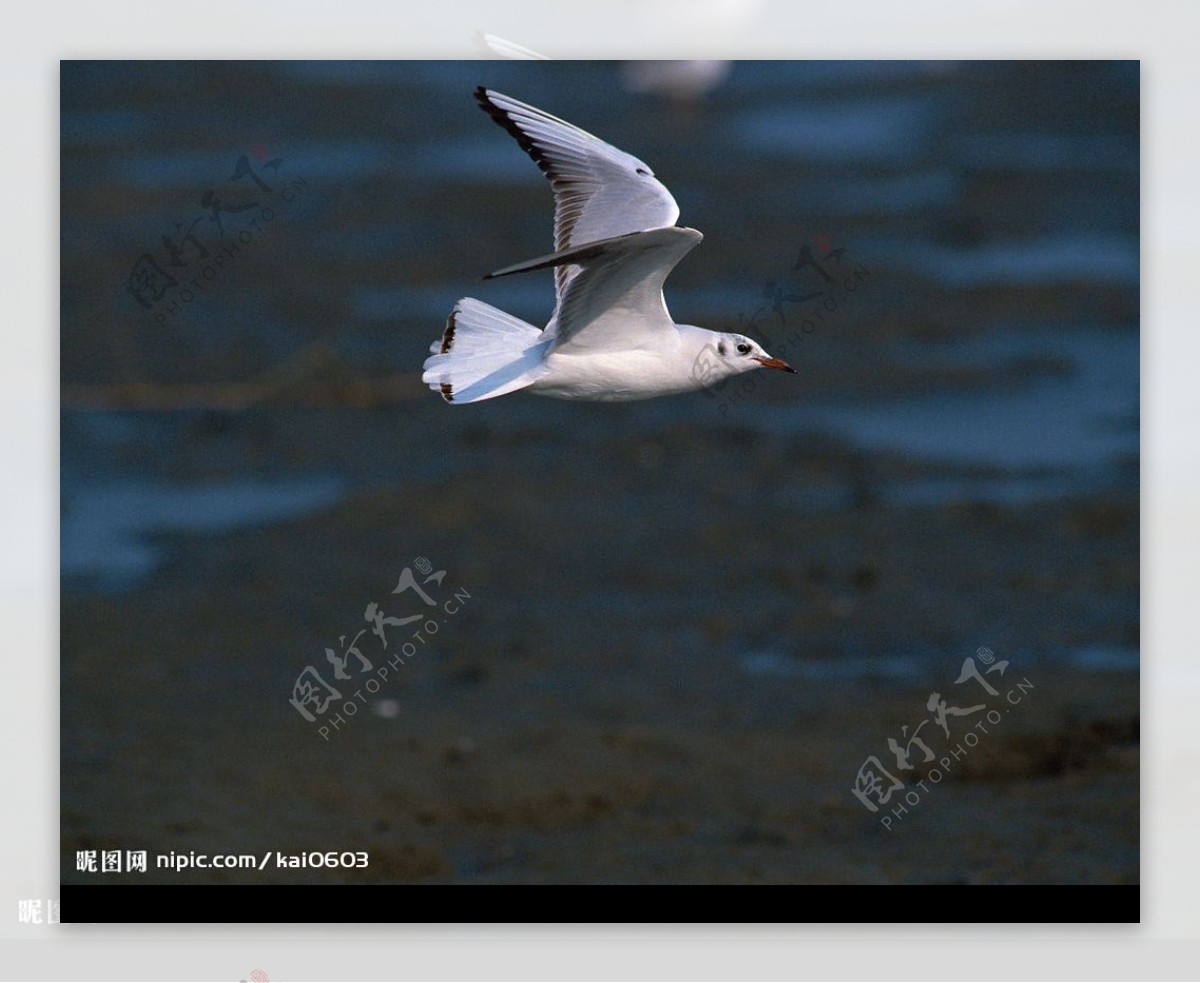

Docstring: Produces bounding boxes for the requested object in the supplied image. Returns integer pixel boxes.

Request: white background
[4,0,1194,978]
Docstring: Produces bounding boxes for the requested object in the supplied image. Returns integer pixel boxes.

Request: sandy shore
[61,406,1138,885]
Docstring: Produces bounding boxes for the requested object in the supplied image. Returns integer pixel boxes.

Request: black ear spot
[717,341,727,356]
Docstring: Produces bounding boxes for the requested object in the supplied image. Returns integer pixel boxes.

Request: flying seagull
[422,87,795,404]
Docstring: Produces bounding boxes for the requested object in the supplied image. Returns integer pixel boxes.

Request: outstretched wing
[475,87,681,296]
[485,227,703,355]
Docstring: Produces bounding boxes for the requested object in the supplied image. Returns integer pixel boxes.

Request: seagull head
[712,332,796,377]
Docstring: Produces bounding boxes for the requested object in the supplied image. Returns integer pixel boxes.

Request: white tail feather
[422,298,549,404]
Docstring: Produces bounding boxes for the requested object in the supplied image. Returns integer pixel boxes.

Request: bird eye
[736,343,752,355]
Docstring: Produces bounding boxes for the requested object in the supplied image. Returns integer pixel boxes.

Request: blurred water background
[60,61,1139,884]
[62,59,1137,601]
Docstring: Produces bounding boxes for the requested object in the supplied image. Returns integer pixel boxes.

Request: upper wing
[475,87,681,296]
[485,227,703,355]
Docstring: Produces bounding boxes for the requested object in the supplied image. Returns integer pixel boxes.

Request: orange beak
[753,356,796,374]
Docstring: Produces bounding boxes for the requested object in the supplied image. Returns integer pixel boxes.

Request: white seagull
[422,87,795,404]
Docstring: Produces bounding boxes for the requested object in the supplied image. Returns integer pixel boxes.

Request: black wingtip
[472,86,558,183]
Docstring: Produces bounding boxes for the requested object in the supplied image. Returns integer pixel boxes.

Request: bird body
[529,325,709,402]
[422,88,794,404]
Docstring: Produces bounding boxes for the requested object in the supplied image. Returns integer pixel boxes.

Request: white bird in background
[619,60,733,105]
[422,88,795,404]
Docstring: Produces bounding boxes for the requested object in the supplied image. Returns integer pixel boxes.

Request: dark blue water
[61,61,1139,635]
